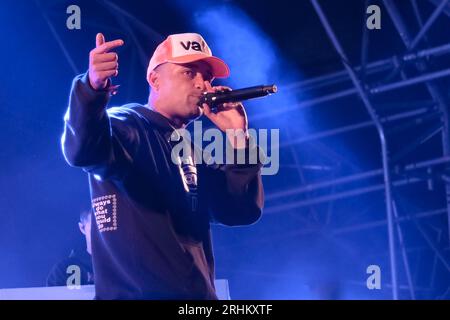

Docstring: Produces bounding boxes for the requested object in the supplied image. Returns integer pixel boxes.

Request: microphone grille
[264,84,277,94]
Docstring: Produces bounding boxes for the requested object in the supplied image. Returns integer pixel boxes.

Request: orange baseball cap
[147,33,230,80]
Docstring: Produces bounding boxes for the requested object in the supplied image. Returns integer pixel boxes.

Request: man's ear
[78,222,86,235]
[148,70,160,92]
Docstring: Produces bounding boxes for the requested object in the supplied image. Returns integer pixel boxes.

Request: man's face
[152,61,214,121]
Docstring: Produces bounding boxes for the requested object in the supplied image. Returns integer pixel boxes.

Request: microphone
[199,84,277,107]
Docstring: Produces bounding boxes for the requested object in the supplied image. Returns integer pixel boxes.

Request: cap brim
[168,54,230,78]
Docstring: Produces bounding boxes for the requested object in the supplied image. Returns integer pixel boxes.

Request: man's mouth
[189,95,204,107]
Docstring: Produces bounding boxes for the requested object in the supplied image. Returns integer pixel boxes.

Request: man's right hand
[88,33,124,91]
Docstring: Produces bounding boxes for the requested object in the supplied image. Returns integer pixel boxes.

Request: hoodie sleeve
[202,141,265,226]
[61,73,139,179]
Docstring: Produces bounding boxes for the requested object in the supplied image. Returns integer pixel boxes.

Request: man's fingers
[92,52,118,63]
[221,102,242,109]
[216,102,246,116]
[89,37,121,91]
[214,86,232,92]
[202,103,215,117]
[204,84,233,94]
[204,81,214,92]
[93,61,118,72]
[96,33,105,48]
[98,69,119,79]
[95,39,124,54]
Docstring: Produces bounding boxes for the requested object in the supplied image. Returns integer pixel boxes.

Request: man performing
[61,32,264,299]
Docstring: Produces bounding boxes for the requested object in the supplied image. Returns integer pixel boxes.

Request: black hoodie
[46,249,94,287]
[61,73,264,300]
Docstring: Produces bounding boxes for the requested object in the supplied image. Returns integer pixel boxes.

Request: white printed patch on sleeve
[92,194,117,232]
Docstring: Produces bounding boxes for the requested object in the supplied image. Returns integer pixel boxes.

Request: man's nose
[194,75,209,91]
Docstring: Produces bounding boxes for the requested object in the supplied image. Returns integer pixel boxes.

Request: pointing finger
[95,39,124,54]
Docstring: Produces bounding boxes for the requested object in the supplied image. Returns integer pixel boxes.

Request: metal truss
[260,0,450,299]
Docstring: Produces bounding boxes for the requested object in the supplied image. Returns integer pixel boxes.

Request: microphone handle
[200,85,277,106]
